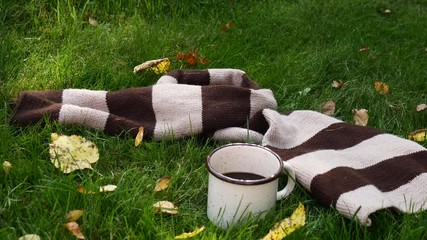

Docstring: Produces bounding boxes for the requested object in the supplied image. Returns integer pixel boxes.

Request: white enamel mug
[206,143,296,229]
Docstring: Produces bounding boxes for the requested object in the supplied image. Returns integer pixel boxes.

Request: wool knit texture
[10,68,427,226]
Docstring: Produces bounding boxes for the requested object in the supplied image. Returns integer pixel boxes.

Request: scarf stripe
[310,151,427,205]
[166,69,211,85]
[62,89,109,112]
[211,127,264,143]
[201,85,251,133]
[152,84,203,139]
[273,123,382,161]
[59,89,110,130]
[58,104,108,130]
[208,69,245,86]
[262,110,341,149]
[250,89,276,118]
[336,173,427,226]
[157,69,260,89]
[106,87,155,136]
[287,134,425,180]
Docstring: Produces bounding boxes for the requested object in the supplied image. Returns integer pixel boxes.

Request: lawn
[1,0,427,239]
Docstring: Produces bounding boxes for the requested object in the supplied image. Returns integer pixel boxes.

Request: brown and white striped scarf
[10,68,427,226]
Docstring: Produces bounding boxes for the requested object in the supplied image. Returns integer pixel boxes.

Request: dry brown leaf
[331,80,344,89]
[154,176,171,192]
[18,234,41,240]
[3,161,12,174]
[416,103,427,112]
[177,51,199,61]
[176,51,208,66]
[133,58,169,73]
[153,201,179,215]
[135,127,144,147]
[99,184,117,192]
[199,57,210,65]
[49,133,99,173]
[374,82,390,95]
[321,100,336,116]
[176,52,186,60]
[408,129,426,142]
[175,226,205,239]
[221,21,235,31]
[64,221,85,239]
[188,51,199,58]
[66,210,84,222]
[186,57,198,66]
[353,109,369,126]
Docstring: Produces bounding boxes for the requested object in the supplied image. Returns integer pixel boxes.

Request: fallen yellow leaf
[331,80,344,89]
[154,176,171,192]
[88,16,98,26]
[135,126,144,147]
[153,201,179,215]
[262,203,306,240]
[175,226,205,239]
[321,100,336,116]
[99,184,117,192]
[408,129,426,142]
[49,133,99,173]
[359,45,369,52]
[64,221,85,239]
[66,210,84,222]
[3,161,12,174]
[374,82,389,95]
[133,58,169,74]
[353,109,369,126]
[77,186,96,195]
[416,103,427,112]
[18,234,41,240]
[151,58,171,74]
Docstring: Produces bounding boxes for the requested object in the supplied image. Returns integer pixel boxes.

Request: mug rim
[206,143,284,185]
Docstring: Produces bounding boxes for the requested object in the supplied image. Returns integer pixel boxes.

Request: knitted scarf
[10,68,427,226]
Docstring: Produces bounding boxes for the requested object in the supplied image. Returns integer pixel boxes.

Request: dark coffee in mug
[223,172,265,180]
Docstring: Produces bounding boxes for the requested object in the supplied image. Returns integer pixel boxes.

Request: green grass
[1,0,427,239]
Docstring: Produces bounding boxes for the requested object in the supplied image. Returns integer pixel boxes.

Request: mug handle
[276,161,296,200]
